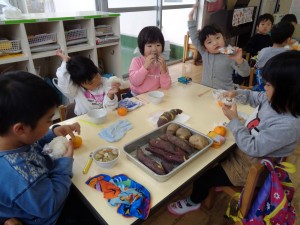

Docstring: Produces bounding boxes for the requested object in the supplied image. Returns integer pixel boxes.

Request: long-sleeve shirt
[244,33,273,56]
[129,56,172,95]
[0,130,73,225]
[222,90,300,186]
[56,61,118,115]
[188,20,250,90]
[255,47,288,68]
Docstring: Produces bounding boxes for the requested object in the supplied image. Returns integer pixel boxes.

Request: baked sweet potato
[161,161,174,173]
[157,109,183,127]
[145,146,185,164]
[166,134,194,154]
[136,148,165,175]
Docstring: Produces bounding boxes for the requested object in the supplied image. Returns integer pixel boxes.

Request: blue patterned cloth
[86,174,151,220]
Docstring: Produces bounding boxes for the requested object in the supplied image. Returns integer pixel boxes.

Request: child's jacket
[0,130,74,225]
[188,20,250,90]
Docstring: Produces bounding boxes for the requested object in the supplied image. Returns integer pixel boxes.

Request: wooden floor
[139,60,300,225]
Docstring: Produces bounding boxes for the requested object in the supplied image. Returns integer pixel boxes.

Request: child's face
[264,82,274,101]
[204,33,225,54]
[257,20,272,35]
[144,42,163,57]
[23,107,55,145]
[81,73,102,91]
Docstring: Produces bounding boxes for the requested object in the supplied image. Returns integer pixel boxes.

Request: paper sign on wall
[232,6,254,27]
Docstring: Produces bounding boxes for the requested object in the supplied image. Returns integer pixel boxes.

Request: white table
[61,82,253,225]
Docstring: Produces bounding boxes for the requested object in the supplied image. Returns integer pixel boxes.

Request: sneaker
[167,199,200,216]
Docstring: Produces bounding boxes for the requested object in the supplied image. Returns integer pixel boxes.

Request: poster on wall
[232,6,254,27]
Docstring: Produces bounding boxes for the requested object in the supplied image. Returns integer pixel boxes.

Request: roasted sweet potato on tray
[162,161,175,173]
[145,146,186,164]
[166,134,194,154]
[137,148,165,175]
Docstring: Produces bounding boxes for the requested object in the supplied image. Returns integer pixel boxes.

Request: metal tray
[122,122,213,182]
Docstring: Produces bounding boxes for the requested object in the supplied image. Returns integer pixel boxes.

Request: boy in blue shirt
[0,71,92,225]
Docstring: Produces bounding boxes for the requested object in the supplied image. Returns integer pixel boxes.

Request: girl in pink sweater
[128,26,172,96]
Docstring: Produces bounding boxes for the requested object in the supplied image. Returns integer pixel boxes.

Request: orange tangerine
[218,100,223,107]
[71,136,82,148]
[117,107,128,116]
[213,126,227,137]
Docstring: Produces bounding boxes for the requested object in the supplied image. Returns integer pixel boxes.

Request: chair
[183,32,199,64]
[58,102,76,122]
[116,87,130,101]
[204,162,269,224]
[240,67,255,90]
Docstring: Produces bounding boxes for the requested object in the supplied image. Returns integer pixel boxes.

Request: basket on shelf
[0,40,22,54]
[65,29,87,41]
[28,33,57,47]
[95,25,113,36]
[96,35,120,45]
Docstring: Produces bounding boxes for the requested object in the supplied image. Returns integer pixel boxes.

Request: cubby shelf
[0,11,122,77]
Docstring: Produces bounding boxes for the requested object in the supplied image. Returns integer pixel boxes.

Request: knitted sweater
[56,61,118,115]
[188,20,250,90]
[0,130,73,225]
[129,56,172,95]
[222,90,300,186]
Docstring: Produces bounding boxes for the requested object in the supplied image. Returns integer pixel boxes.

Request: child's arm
[129,57,149,86]
[187,3,205,55]
[101,77,119,110]
[157,55,172,89]
[230,47,250,77]
[56,59,79,98]
[56,49,70,62]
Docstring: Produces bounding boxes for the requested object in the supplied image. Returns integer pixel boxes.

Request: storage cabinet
[0,11,121,77]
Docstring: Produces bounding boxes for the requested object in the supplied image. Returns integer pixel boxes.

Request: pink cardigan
[129,56,171,95]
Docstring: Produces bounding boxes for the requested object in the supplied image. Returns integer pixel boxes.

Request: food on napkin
[157,109,183,127]
[42,136,68,159]
[218,45,235,55]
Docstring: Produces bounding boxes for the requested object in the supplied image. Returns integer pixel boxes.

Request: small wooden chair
[183,32,199,64]
[116,87,130,101]
[204,162,269,223]
[240,67,255,90]
[58,102,76,122]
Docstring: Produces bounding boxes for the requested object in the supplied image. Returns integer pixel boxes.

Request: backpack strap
[225,193,243,222]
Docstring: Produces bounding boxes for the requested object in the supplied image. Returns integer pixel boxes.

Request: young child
[56,50,120,115]
[281,14,298,47]
[0,71,81,224]
[244,13,274,56]
[128,26,172,96]
[281,14,298,27]
[188,4,250,90]
[255,21,294,68]
[167,50,300,215]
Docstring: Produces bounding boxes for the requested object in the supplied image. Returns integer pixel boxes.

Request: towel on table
[98,119,132,142]
[86,174,151,220]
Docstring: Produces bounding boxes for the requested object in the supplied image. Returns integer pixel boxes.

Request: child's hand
[157,55,167,74]
[222,104,238,121]
[188,1,198,21]
[223,90,237,99]
[63,141,74,158]
[144,54,156,70]
[53,122,81,139]
[107,85,119,99]
[56,49,70,62]
[228,47,244,64]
